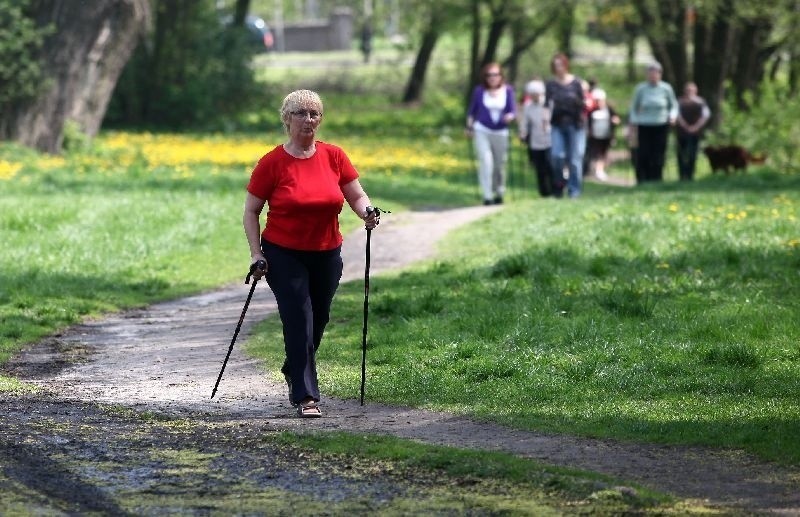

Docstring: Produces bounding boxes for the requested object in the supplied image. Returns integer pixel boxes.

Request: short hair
[550,53,570,73]
[279,90,323,132]
[525,80,545,95]
[646,61,663,73]
[480,62,504,88]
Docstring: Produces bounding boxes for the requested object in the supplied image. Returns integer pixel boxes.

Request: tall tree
[633,0,688,88]
[691,1,735,127]
[401,8,444,103]
[0,0,150,153]
[106,0,260,130]
[553,0,578,57]
[502,2,560,83]
[401,0,469,104]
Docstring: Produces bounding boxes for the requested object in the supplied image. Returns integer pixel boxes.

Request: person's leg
[531,149,552,197]
[652,124,669,181]
[566,125,585,198]
[262,241,320,404]
[686,135,700,180]
[488,131,508,201]
[306,247,343,352]
[473,131,494,203]
[676,134,690,180]
[636,125,655,182]
[550,126,567,197]
[594,139,610,180]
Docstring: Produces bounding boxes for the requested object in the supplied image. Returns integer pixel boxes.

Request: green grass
[248,171,800,465]
[0,129,475,365]
[276,431,688,514]
[2,35,799,475]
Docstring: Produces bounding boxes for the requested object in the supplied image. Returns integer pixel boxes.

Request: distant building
[274,7,353,52]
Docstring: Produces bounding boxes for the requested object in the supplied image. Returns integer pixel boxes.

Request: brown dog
[704,145,767,174]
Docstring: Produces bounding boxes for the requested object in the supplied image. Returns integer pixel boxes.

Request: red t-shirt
[247,141,359,251]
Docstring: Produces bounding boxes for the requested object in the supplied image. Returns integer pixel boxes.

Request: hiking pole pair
[210,259,266,399]
[360,205,389,406]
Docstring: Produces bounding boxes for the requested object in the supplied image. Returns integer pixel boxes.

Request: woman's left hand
[364,209,380,230]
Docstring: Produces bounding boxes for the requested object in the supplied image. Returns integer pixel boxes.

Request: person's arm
[243,192,267,274]
[518,105,530,141]
[628,85,641,126]
[690,102,711,133]
[666,84,679,125]
[503,85,516,124]
[342,179,379,229]
[465,87,480,135]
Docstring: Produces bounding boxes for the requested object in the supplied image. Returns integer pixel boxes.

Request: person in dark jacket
[675,82,711,181]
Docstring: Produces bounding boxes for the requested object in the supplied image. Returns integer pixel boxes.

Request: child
[586,89,620,181]
[518,80,554,197]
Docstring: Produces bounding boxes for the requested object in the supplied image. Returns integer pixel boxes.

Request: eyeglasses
[485,72,501,77]
[291,109,322,120]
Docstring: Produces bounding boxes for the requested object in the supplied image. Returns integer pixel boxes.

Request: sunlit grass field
[248,170,800,464]
[2,118,799,467]
[0,128,475,365]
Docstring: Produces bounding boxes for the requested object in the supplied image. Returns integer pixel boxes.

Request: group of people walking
[465,54,711,202]
[237,57,711,418]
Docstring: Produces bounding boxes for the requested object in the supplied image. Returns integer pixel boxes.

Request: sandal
[297,401,322,418]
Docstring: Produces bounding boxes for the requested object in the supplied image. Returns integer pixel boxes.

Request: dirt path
[5,205,800,515]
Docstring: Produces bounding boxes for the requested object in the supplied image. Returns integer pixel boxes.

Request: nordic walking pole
[360,205,390,405]
[211,259,266,399]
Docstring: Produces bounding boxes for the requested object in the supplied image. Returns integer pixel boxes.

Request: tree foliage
[0,1,50,110]
[105,0,260,130]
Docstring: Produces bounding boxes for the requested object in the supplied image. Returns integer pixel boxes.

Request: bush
[0,0,51,111]
[105,3,261,130]
[709,82,800,173]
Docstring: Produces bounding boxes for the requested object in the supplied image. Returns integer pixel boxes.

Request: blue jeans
[550,123,586,198]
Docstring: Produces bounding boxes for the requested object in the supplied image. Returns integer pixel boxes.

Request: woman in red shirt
[243,89,379,418]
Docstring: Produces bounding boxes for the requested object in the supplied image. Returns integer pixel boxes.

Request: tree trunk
[1,0,150,153]
[790,50,800,97]
[624,21,638,83]
[480,17,506,68]
[692,1,735,129]
[233,0,250,26]
[555,0,576,57]
[502,9,560,85]
[401,17,441,104]
[637,0,687,87]
[731,17,774,109]
[465,0,482,109]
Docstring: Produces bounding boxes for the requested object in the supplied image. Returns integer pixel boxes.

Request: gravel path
[6,205,800,515]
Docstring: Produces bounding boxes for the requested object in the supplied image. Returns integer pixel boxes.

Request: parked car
[222,14,274,52]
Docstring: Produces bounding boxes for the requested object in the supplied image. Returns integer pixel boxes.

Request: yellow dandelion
[0,160,22,180]
[668,203,679,212]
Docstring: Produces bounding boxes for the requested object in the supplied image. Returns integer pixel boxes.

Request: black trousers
[262,239,343,403]
[676,133,700,181]
[527,148,554,197]
[635,124,669,183]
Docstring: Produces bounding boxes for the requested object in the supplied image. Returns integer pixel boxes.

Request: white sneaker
[595,170,608,181]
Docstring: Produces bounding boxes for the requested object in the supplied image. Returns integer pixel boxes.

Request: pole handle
[245,259,267,284]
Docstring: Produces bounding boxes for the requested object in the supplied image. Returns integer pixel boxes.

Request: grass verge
[248,171,800,464]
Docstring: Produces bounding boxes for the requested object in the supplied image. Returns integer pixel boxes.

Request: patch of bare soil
[3,205,800,515]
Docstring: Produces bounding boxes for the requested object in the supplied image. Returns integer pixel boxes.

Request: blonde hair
[279,89,324,132]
